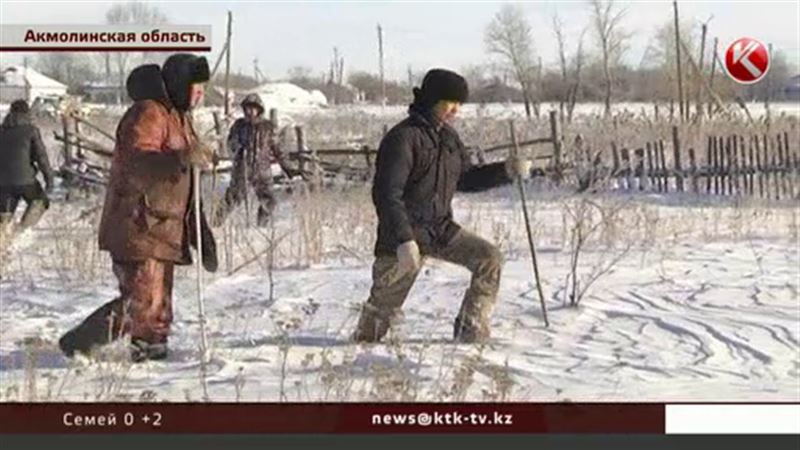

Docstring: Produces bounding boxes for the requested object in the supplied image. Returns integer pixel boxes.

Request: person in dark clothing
[0,99,54,242]
[213,93,289,227]
[353,68,532,344]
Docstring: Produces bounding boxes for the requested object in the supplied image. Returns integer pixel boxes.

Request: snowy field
[0,184,797,402]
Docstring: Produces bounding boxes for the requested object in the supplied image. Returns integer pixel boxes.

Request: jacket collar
[408,103,443,131]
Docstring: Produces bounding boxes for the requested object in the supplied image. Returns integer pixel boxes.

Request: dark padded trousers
[58,259,175,356]
[354,229,503,343]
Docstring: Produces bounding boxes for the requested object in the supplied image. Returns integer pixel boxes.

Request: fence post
[363,145,374,180]
[756,135,764,198]
[73,118,83,160]
[761,134,771,199]
[771,136,780,200]
[659,140,669,193]
[777,133,789,197]
[621,148,632,190]
[269,108,278,128]
[789,131,799,198]
[731,135,740,196]
[295,125,306,174]
[744,136,753,196]
[713,137,721,195]
[645,142,655,192]
[611,143,620,189]
[636,148,646,191]
[549,110,562,185]
[61,114,72,165]
[705,136,712,194]
[688,148,698,194]
[722,136,730,195]
[672,126,684,192]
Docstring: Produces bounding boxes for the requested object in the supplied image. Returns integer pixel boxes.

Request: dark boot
[0,213,14,250]
[453,316,490,344]
[130,337,168,363]
[58,298,126,357]
[18,199,48,231]
[256,206,271,227]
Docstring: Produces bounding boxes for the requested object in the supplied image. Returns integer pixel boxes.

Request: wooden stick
[509,120,548,328]
[688,147,698,194]
[646,142,655,191]
[672,126,684,192]
[659,140,668,193]
[192,166,210,400]
[636,148,646,191]
[69,112,115,141]
[705,136,713,194]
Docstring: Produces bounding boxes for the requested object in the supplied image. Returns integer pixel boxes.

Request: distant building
[784,75,800,101]
[81,81,122,104]
[0,65,68,103]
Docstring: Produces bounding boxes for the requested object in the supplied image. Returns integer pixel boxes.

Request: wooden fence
[54,109,797,200]
[574,126,798,200]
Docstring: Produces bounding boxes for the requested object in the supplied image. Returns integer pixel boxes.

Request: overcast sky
[1,0,798,80]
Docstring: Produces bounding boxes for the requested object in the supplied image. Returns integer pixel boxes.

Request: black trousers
[0,183,49,214]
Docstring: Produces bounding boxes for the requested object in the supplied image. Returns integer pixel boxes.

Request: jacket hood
[1,109,32,128]
[126,64,169,103]
[161,53,210,111]
[240,93,265,115]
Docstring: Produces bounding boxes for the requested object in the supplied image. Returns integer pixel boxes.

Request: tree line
[29,1,796,110]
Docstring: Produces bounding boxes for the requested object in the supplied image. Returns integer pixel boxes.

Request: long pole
[673,0,685,123]
[509,120,549,328]
[708,37,719,117]
[224,11,232,117]
[697,22,708,120]
[193,166,210,400]
[377,24,385,108]
[765,43,773,125]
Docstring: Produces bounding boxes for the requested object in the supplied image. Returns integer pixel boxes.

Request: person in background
[0,99,54,245]
[213,93,290,227]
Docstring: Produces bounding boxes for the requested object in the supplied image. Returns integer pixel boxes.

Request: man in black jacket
[0,99,54,244]
[354,69,532,344]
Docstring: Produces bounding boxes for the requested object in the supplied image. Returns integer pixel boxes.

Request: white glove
[505,156,533,180]
[396,240,422,275]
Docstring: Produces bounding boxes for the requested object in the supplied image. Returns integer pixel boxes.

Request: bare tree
[105,1,169,103]
[553,13,569,121]
[485,4,539,119]
[553,14,586,122]
[566,30,587,123]
[589,0,628,117]
[552,14,588,123]
[36,53,97,93]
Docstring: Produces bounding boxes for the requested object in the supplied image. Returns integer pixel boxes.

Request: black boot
[453,317,490,344]
[130,338,168,363]
[19,199,48,231]
[59,298,126,357]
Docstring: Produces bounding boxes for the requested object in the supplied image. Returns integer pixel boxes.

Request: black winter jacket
[0,111,53,188]
[372,105,511,256]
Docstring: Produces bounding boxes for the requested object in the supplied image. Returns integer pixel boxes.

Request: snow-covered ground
[1,185,797,402]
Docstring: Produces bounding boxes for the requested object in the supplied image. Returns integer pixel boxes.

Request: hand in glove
[505,155,533,180]
[396,240,422,275]
[185,142,216,170]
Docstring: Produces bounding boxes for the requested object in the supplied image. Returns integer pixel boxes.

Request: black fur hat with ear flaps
[161,53,210,111]
[412,68,469,109]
